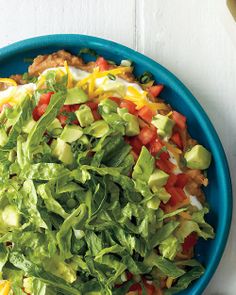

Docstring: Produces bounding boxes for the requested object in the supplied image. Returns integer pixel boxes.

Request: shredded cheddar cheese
[0,78,17,87]
[64,61,73,88]
[166,277,174,289]
[0,280,11,295]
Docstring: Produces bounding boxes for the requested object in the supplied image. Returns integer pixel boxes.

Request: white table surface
[0,0,235,294]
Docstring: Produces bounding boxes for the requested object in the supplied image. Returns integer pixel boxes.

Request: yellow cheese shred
[0,280,11,295]
[166,277,174,289]
[0,78,17,87]
[64,61,73,88]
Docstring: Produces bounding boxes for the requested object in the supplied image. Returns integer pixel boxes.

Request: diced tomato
[166,187,186,206]
[138,106,154,123]
[138,126,157,145]
[38,91,54,105]
[86,101,99,110]
[129,283,142,295]
[120,99,137,115]
[109,97,121,105]
[57,114,67,125]
[70,104,80,112]
[148,85,164,97]
[182,232,198,254]
[172,111,186,130]
[37,103,48,117]
[128,136,143,154]
[92,109,102,121]
[57,105,72,125]
[60,105,71,113]
[171,132,183,149]
[159,151,170,161]
[96,57,109,71]
[165,174,178,188]
[148,139,163,156]
[142,278,156,295]
[175,173,189,189]
[156,158,175,174]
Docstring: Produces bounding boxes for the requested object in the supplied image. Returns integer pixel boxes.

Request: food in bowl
[0,49,214,295]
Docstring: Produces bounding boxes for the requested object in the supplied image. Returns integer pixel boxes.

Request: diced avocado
[184,144,211,170]
[117,107,128,117]
[123,113,140,136]
[0,127,8,147]
[99,98,118,114]
[132,146,155,181]
[1,205,21,228]
[47,118,62,137]
[52,138,74,165]
[152,187,171,203]
[23,119,37,134]
[60,125,83,143]
[147,196,160,210]
[148,169,169,188]
[75,105,94,127]
[84,120,109,138]
[152,114,174,138]
[65,87,88,105]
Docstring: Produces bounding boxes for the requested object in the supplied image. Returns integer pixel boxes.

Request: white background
[0,0,235,294]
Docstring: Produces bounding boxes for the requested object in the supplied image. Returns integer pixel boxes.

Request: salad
[0,49,214,295]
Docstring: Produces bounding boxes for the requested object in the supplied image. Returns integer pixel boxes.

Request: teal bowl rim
[0,34,232,294]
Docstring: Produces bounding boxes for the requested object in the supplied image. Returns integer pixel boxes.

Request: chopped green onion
[107,73,116,81]
[139,71,153,84]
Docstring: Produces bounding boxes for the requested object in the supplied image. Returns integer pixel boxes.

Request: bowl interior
[0,34,232,295]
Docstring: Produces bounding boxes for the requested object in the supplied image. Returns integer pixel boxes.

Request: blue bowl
[0,34,232,294]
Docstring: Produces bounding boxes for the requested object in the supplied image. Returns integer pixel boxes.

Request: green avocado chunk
[84,120,109,138]
[148,169,169,188]
[152,114,174,137]
[184,144,211,170]
[99,98,118,114]
[60,125,83,143]
[123,113,140,136]
[75,105,94,127]
[64,87,88,105]
[132,146,155,181]
[52,138,74,165]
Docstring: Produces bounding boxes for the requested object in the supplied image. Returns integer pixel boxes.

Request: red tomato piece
[120,99,137,115]
[128,136,143,154]
[138,106,154,123]
[39,92,54,105]
[36,104,48,118]
[166,187,187,206]
[156,158,175,174]
[129,283,142,295]
[126,272,133,281]
[32,108,40,121]
[148,85,164,97]
[171,132,183,149]
[70,104,80,112]
[96,57,109,71]
[159,151,170,161]
[165,174,178,188]
[86,101,98,110]
[175,173,189,189]
[182,232,198,254]
[148,139,163,156]
[172,111,186,130]
[109,97,121,105]
[138,126,157,145]
[92,109,102,121]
